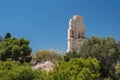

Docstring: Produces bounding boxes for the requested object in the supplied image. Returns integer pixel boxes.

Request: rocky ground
[32,61,54,72]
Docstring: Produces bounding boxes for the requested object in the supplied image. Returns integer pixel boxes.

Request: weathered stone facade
[67,15,86,52]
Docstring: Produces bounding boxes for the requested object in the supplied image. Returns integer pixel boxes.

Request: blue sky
[0,0,120,52]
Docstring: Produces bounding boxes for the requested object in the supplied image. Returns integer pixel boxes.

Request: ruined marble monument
[67,15,86,52]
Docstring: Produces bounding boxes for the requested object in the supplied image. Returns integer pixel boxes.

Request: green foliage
[64,50,79,62]
[4,33,11,40]
[0,33,32,63]
[34,50,62,63]
[0,35,2,42]
[33,69,46,80]
[115,60,120,79]
[0,61,46,80]
[48,57,100,80]
[79,36,120,79]
[1,33,120,79]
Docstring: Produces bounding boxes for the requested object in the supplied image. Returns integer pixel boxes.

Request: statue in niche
[78,31,84,39]
[70,30,74,38]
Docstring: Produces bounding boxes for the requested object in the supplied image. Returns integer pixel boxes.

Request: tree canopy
[33,50,62,63]
[48,57,100,80]
[79,36,120,79]
[4,32,11,39]
[0,33,120,80]
[0,33,32,63]
[0,60,46,80]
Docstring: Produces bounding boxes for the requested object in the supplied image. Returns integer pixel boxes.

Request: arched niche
[70,30,74,38]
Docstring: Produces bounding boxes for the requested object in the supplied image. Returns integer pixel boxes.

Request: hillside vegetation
[0,33,120,80]
[33,50,62,63]
[64,36,120,79]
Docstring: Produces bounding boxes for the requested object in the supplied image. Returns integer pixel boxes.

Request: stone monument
[67,15,86,52]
